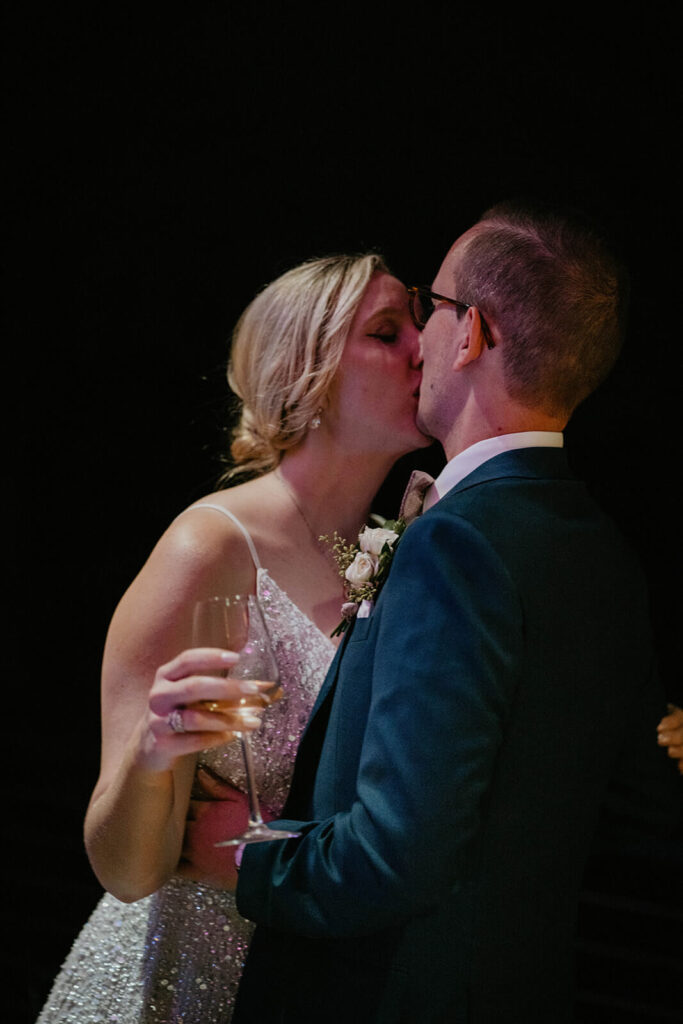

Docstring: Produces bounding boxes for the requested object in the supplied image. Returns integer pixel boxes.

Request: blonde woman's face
[327,273,430,456]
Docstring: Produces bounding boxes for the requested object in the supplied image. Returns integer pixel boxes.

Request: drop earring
[310,407,323,430]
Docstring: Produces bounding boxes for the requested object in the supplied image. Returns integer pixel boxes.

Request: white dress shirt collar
[423,431,564,512]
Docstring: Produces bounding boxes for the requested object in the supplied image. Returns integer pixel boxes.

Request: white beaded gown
[36,507,336,1024]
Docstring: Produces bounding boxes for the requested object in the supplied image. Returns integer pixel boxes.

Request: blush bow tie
[399,469,435,525]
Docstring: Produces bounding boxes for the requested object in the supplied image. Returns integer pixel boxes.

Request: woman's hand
[139,648,269,773]
[657,704,683,775]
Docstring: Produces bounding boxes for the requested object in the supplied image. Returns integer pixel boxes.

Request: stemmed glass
[192,595,300,845]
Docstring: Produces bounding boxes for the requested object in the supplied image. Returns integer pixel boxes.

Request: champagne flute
[192,595,300,845]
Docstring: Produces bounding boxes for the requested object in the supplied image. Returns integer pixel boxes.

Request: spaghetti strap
[182,503,262,571]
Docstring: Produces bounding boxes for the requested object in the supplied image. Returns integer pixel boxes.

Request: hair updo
[224,252,388,480]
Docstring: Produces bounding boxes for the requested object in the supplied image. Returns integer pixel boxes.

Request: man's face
[415,237,470,442]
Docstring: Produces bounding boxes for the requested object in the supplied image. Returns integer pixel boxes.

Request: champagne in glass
[192,595,300,845]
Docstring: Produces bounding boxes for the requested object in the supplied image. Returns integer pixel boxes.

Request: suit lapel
[308,624,352,722]
[282,625,356,816]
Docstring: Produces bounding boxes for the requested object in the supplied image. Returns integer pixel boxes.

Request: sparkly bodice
[36,567,336,1024]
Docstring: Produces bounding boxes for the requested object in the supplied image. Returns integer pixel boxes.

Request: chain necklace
[274,467,333,558]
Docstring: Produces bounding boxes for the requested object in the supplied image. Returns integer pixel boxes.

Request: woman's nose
[408,324,423,367]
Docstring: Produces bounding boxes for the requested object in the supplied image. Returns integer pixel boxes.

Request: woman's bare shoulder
[118,482,273,614]
[170,479,275,552]
[152,490,256,577]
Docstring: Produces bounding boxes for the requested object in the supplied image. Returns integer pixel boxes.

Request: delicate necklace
[274,467,332,557]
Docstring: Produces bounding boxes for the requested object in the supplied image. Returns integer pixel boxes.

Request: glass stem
[237,733,265,827]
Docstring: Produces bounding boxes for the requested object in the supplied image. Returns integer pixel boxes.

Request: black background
[9,6,681,1020]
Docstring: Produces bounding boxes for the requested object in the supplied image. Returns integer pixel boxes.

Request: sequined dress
[36,506,336,1024]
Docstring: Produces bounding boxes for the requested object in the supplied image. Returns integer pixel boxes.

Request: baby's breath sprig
[319,531,357,575]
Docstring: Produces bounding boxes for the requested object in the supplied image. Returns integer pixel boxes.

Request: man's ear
[452,307,487,371]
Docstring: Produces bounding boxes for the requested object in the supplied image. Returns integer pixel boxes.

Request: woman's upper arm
[93,509,257,792]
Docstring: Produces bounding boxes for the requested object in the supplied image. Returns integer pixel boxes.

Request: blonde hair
[224,252,388,480]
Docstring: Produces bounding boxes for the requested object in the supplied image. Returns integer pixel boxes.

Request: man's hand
[657,704,683,775]
[177,768,254,891]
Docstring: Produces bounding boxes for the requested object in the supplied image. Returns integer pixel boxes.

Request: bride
[36,251,430,1023]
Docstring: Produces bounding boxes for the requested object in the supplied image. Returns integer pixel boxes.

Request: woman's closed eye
[367,331,397,345]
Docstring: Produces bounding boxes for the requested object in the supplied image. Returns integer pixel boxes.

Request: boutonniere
[322,516,406,636]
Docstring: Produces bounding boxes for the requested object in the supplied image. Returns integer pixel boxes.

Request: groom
[218,202,678,1021]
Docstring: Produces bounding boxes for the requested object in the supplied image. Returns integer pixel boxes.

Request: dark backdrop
[9,7,681,1021]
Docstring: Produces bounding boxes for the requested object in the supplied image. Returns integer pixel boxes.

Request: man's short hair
[457,199,629,416]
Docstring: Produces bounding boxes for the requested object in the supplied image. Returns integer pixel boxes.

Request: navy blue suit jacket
[234,449,677,1023]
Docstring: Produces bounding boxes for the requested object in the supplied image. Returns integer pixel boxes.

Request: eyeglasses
[407,285,495,349]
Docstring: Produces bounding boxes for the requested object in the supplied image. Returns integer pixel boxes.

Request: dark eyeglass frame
[407,285,495,349]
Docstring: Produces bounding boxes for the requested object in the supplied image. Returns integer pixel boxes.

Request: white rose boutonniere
[359,526,400,556]
[322,516,406,636]
[345,550,378,587]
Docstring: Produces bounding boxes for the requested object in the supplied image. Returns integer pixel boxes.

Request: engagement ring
[168,708,186,733]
